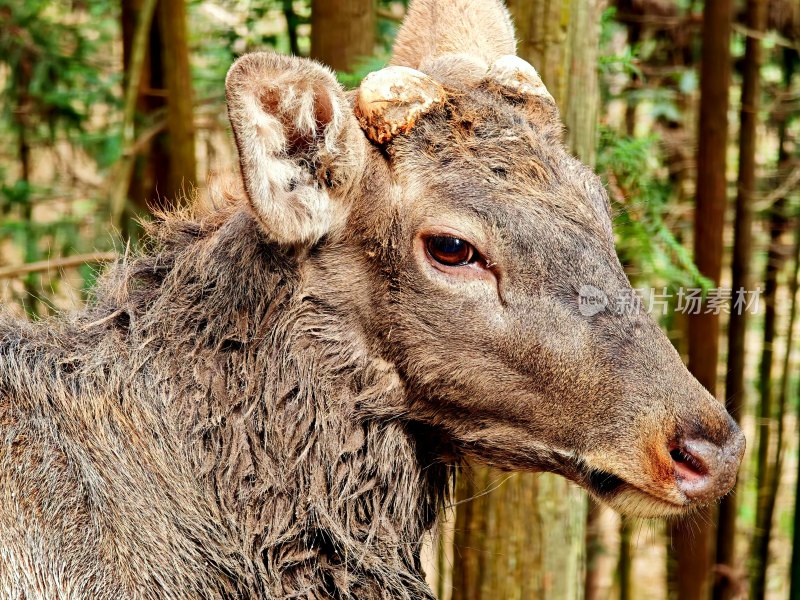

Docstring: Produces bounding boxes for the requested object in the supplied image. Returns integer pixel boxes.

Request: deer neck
[152,210,448,597]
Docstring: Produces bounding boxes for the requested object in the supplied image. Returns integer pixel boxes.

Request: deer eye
[425,235,477,266]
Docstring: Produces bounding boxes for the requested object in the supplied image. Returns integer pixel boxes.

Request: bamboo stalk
[751,47,796,600]
[791,347,800,600]
[671,0,734,596]
[618,516,633,600]
[715,0,767,597]
[773,221,800,490]
[757,219,800,598]
[110,0,159,226]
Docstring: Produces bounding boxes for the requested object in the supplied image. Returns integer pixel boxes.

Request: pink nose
[670,424,746,503]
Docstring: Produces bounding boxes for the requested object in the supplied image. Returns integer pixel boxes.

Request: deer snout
[669,418,745,503]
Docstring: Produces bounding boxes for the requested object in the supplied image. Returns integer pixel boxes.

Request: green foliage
[337,55,390,89]
[190,0,308,101]
[0,0,119,313]
[0,0,119,144]
[627,87,684,123]
[598,8,642,80]
[598,127,710,291]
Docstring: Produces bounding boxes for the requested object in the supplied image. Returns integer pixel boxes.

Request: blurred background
[0,0,798,598]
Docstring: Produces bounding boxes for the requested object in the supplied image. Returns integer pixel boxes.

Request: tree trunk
[790,52,800,599]
[120,0,196,214]
[713,1,767,598]
[157,0,196,204]
[750,47,796,600]
[791,338,800,599]
[283,0,301,56]
[451,2,604,598]
[511,0,602,166]
[310,0,375,73]
[618,516,633,600]
[583,499,605,600]
[12,50,39,318]
[120,0,166,215]
[622,16,641,137]
[759,217,800,597]
[668,0,732,599]
[453,471,543,599]
[750,197,789,600]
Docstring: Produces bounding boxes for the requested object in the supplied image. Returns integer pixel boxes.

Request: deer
[0,0,744,598]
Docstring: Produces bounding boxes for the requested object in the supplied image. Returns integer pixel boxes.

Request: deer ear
[390,0,515,72]
[225,52,361,246]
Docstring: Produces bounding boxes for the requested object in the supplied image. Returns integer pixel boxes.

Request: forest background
[1,0,799,598]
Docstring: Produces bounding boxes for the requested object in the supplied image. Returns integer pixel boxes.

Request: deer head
[224,0,744,517]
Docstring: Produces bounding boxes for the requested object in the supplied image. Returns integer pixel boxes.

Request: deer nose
[669,421,746,503]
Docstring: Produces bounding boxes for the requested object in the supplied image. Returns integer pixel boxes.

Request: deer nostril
[669,445,708,481]
[669,430,745,503]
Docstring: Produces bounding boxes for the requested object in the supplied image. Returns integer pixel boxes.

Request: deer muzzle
[669,416,746,503]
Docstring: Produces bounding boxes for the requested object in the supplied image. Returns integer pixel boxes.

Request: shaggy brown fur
[0,1,744,598]
[0,203,448,599]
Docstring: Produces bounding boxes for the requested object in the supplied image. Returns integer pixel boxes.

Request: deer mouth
[574,463,689,517]
[584,468,626,495]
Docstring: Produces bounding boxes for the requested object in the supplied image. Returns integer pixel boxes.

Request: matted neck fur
[0,0,743,598]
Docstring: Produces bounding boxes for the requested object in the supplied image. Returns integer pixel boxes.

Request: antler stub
[486,55,555,103]
[355,66,447,145]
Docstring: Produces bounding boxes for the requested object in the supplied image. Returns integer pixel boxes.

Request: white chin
[601,488,689,518]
